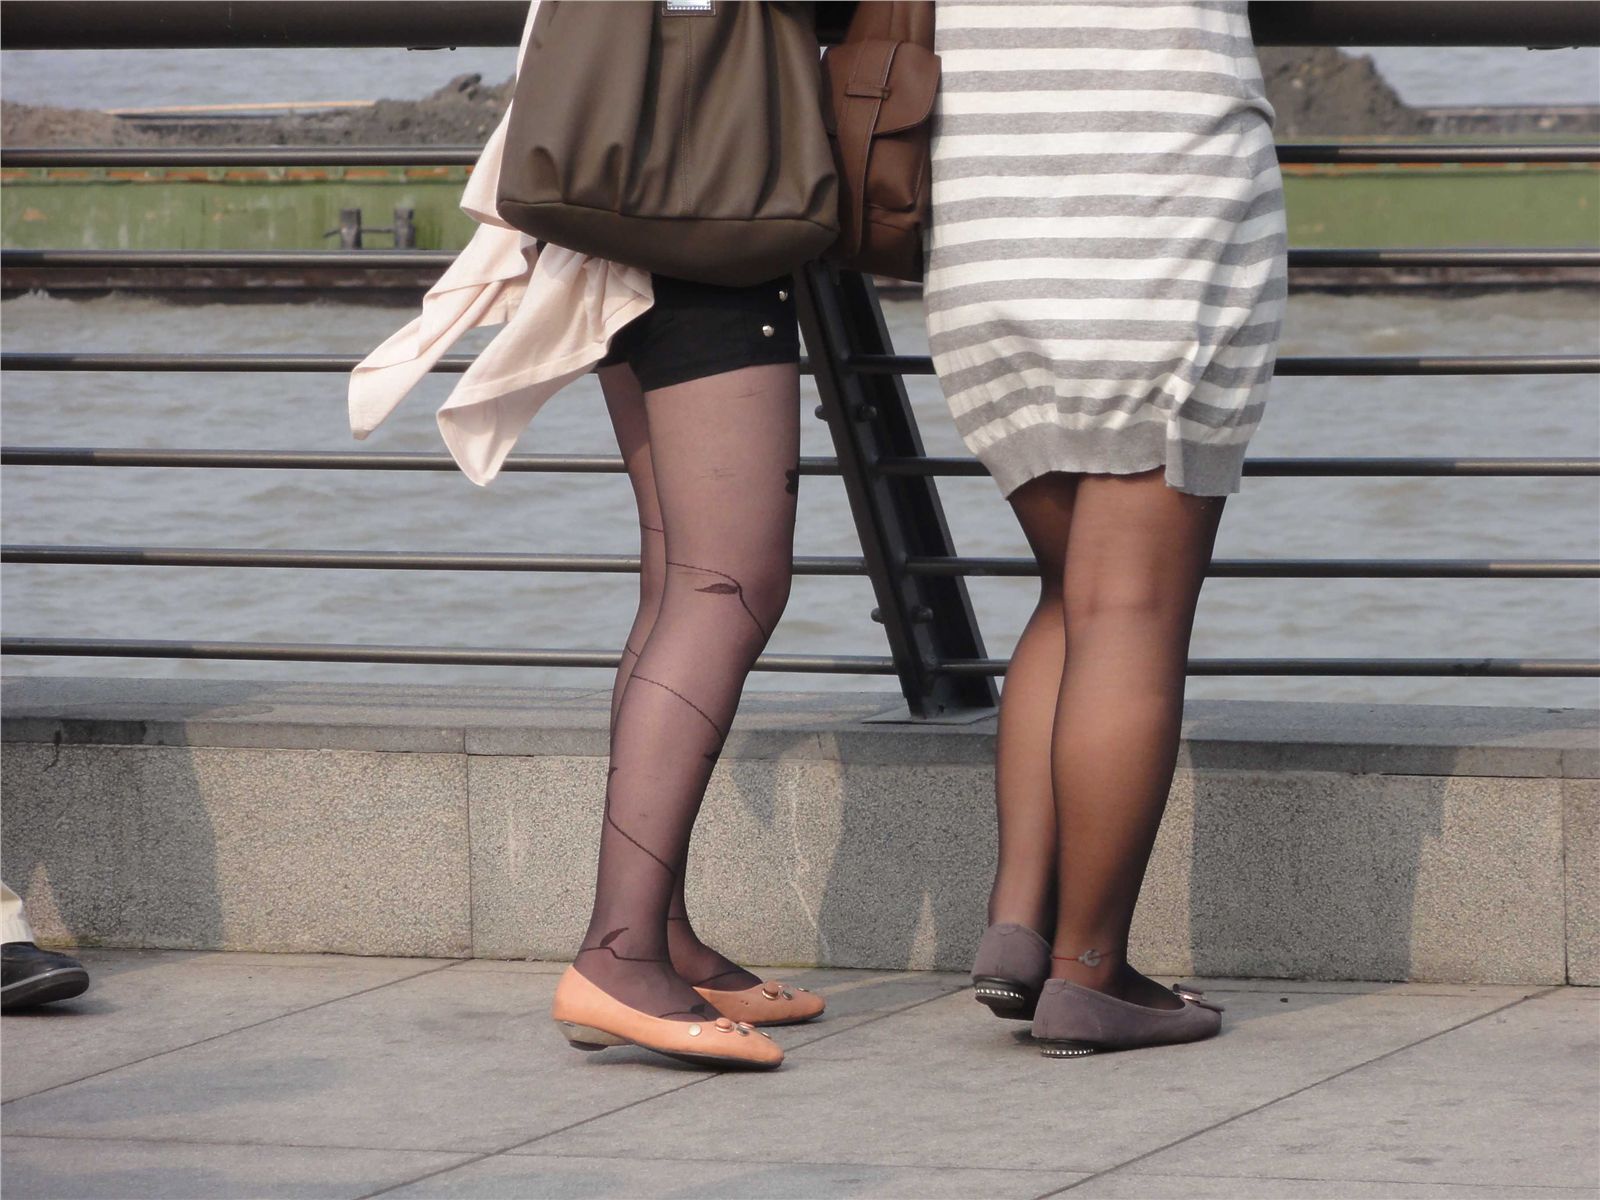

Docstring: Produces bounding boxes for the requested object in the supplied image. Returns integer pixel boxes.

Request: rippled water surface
[3,288,1597,708]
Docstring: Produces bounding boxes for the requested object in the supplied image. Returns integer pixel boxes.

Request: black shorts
[596,272,800,392]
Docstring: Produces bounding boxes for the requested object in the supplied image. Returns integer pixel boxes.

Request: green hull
[3,160,1596,253]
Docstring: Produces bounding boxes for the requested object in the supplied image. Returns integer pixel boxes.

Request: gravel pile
[1258,46,1428,137]
[2,73,513,149]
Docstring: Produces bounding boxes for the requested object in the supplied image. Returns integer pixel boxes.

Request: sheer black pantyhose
[997,469,1225,1009]
[582,363,799,1020]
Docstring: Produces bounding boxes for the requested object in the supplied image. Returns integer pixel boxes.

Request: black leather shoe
[2,942,90,1012]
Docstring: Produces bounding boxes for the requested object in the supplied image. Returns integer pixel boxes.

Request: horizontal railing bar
[1,148,484,168]
[846,353,1599,377]
[0,636,898,674]
[0,352,471,373]
[1290,249,1600,267]
[909,556,1600,579]
[0,545,869,575]
[878,456,1600,478]
[2,250,455,268]
[5,544,1593,580]
[1276,144,1600,163]
[4,446,1594,478]
[1,1,536,50]
[5,1,1597,49]
[0,447,630,471]
[938,658,1600,678]
[3,637,1592,678]
[6,248,1598,272]
[5,143,1598,169]
[0,448,702,473]
[7,352,1596,377]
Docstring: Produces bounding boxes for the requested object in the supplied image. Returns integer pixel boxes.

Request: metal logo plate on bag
[663,0,714,13]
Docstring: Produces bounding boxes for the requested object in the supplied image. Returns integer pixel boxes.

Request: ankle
[665,918,760,991]
[986,908,1052,939]
[1048,945,1120,993]
[986,886,1054,939]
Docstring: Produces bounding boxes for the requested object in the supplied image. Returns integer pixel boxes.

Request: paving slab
[517,982,1535,1174]
[1065,1173,1597,1198]
[0,1136,473,1200]
[0,961,954,1157]
[3,953,1594,1200]
[380,1154,1085,1199]
[1116,987,1599,1193]
[733,968,965,1050]
[3,965,693,1153]
[0,951,451,1102]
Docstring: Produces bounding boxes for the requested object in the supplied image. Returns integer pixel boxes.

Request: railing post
[794,263,998,718]
[335,207,362,250]
[391,206,415,249]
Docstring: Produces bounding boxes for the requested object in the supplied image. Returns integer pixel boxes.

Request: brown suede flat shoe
[1030,977,1222,1058]
[971,923,1051,1021]
[552,966,784,1070]
[693,979,825,1026]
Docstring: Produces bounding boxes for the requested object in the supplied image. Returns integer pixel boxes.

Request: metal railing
[3,1,1598,716]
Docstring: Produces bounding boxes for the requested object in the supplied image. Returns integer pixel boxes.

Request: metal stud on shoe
[761,324,776,337]
[1040,1041,1098,1059]
[715,1017,735,1032]
[688,1024,702,1037]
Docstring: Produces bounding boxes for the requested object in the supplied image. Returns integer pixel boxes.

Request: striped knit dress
[925,1,1288,497]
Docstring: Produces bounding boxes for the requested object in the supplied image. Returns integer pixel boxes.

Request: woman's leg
[1042,468,1225,1007]
[600,364,770,994]
[987,473,1079,935]
[600,366,664,728]
[579,363,800,1019]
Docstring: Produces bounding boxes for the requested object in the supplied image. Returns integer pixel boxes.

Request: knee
[636,558,665,617]
[737,559,792,639]
[664,553,792,646]
[1063,573,1175,630]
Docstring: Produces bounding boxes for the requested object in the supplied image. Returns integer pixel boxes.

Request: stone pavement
[1,952,1595,1199]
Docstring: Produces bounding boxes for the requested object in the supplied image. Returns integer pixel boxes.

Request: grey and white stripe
[925,0,1288,497]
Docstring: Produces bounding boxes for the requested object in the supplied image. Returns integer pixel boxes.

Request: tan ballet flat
[693,978,825,1026]
[551,966,783,1070]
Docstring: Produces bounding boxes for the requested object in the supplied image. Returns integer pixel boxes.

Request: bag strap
[834,38,899,257]
[846,1,933,48]
[889,1,933,45]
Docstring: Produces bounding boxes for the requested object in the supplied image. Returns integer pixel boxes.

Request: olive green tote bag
[496,0,840,287]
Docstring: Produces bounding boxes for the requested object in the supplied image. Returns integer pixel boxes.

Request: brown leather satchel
[496,1,839,287]
[819,2,939,282]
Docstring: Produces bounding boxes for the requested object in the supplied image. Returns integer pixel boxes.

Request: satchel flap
[821,40,940,136]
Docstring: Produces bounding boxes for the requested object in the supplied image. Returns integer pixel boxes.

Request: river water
[3,34,1598,708]
[2,288,1597,708]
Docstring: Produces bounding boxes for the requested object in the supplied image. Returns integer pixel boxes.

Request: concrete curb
[2,677,1595,984]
